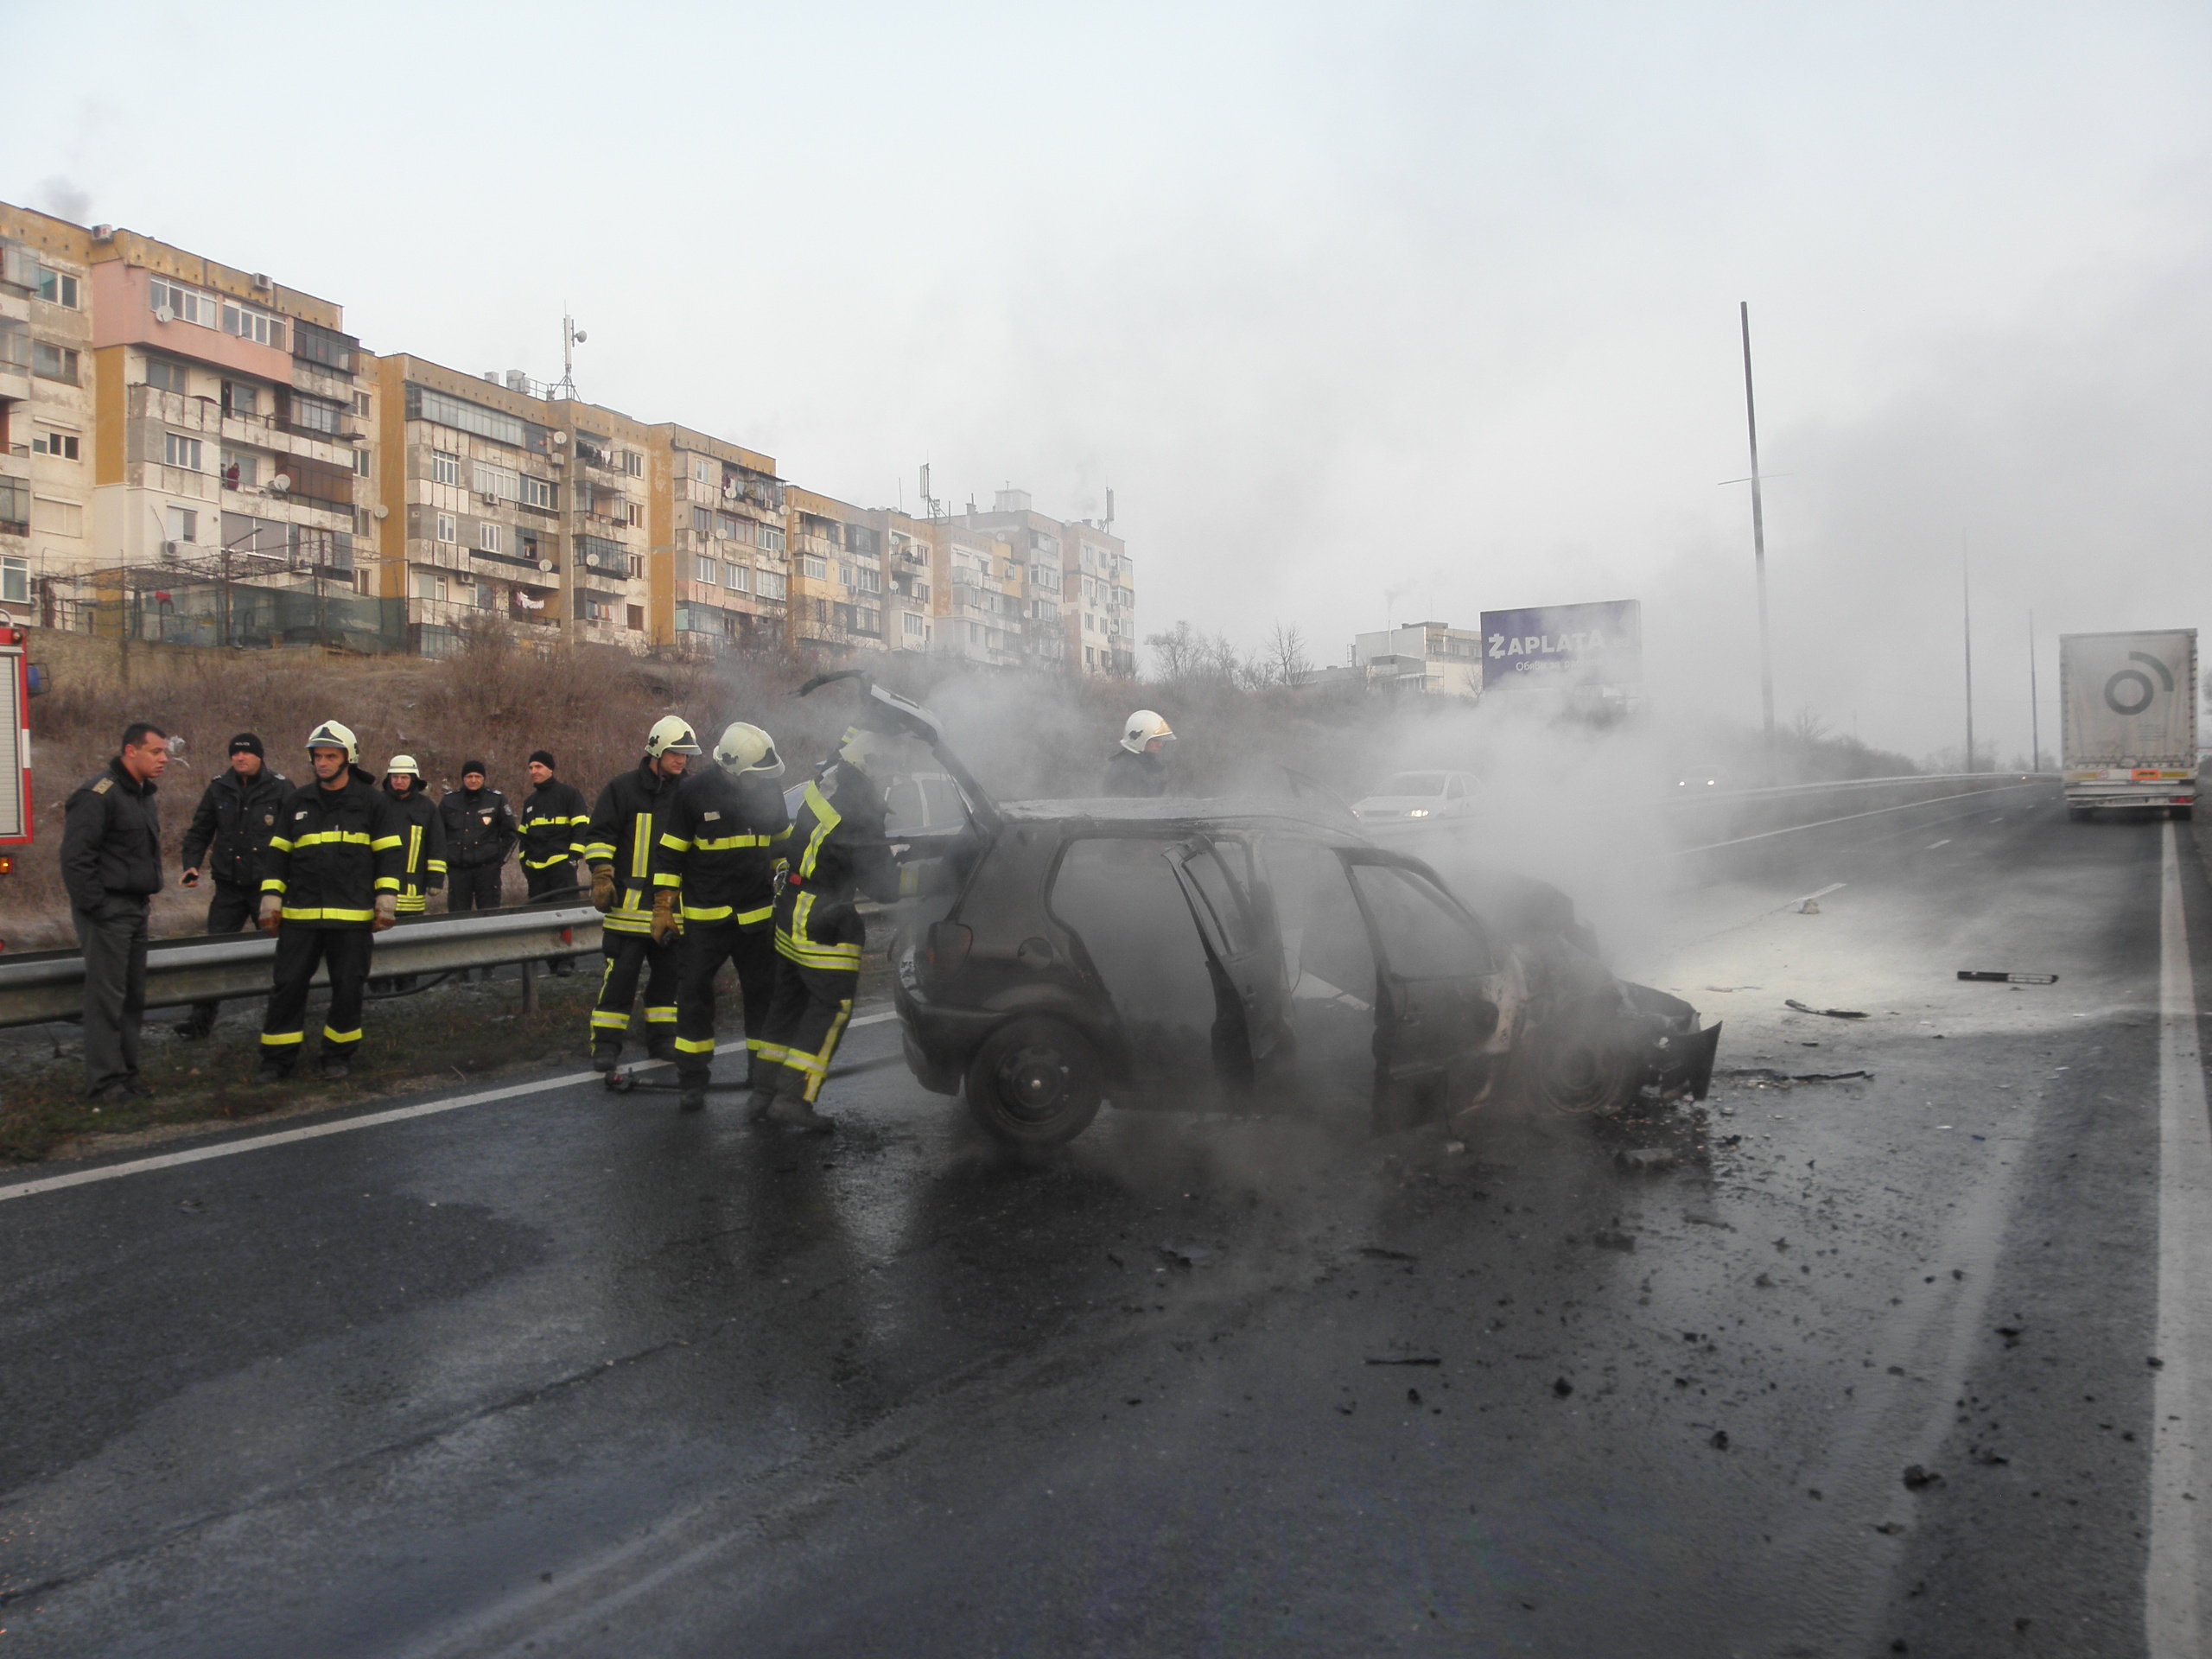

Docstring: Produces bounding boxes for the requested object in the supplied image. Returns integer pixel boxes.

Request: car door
[1341,851,1504,1110]
[1162,836,1288,1081]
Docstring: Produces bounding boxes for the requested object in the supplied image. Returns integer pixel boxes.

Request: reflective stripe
[261,878,286,893]
[777,934,862,969]
[797,782,840,880]
[269,836,295,853]
[674,1036,716,1054]
[290,830,377,848]
[631,814,652,881]
[322,1026,362,1044]
[260,1031,304,1046]
[280,906,375,922]
[645,1006,677,1024]
[654,873,683,889]
[523,853,571,870]
[406,823,423,876]
[370,835,403,851]
[396,897,428,913]
[754,1042,790,1065]
[695,833,772,850]
[580,842,617,861]
[602,915,653,937]
[591,1011,631,1029]
[658,831,691,852]
[373,877,399,893]
[681,904,732,921]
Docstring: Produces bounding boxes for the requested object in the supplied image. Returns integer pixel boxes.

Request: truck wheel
[963,1018,1103,1147]
[2177,806,2196,823]
[1519,1022,1640,1116]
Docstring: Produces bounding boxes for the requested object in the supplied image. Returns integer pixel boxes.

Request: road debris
[1364,1354,1442,1367]
[1592,1228,1637,1251]
[1358,1245,1419,1262]
[1710,1430,1730,1451]
[1720,1067,1873,1084]
[1552,1376,1574,1398]
[1159,1243,1213,1268]
[1786,999,1870,1020]
[1616,1147,1675,1172]
[1902,1465,1942,1491]
[1958,970,2059,984]
[1798,899,1822,914]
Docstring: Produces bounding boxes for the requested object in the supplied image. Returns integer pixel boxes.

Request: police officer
[381,756,447,916]
[519,749,588,975]
[582,716,699,1070]
[61,721,168,1099]
[749,725,908,1133]
[257,721,403,1082]
[440,760,517,912]
[652,722,792,1113]
[1103,709,1174,797]
[175,732,290,1039]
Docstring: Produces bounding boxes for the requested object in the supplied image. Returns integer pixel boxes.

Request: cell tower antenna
[554,308,586,401]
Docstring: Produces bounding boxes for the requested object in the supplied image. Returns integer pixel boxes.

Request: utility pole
[2028,609,2040,772]
[1739,302,1777,763]
[1962,553,1976,773]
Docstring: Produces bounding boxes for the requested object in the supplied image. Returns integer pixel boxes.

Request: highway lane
[2,785,2207,1657]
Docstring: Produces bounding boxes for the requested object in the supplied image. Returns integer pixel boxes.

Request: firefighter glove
[651,889,679,945]
[590,866,615,912]
[373,893,397,932]
[257,893,283,933]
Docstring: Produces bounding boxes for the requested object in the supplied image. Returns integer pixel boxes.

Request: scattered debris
[176,1197,204,1213]
[1720,1066,1871,1084]
[1406,1387,1423,1405]
[1592,1228,1637,1252]
[1958,970,2058,985]
[1335,1400,1356,1415]
[1710,1429,1730,1451]
[1755,1272,1776,1288]
[1798,899,1822,915]
[1159,1243,1214,1268]
[1105,1251,1126,1269]
[1995,1325,2023,1348]
[1797,1071,1874,1083]
[1685,1213,1735,1229]
[1552,1376,1574,1398]
[1616,1147,1676,1172]
[1443,1141,1467,1155]
[1358,1246,1419,1262]
[1364,1355,1443,1367]
[1705,985,1762,994]
[1972,1449,2011,1466]
[1786,999,1870,1020]
[2149,1356,2166,1370]
[1872,1522,1904,1535]
[1902,1465,1942,1491]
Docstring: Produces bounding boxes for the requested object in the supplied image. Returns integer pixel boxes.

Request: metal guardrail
[0,904,602,1029]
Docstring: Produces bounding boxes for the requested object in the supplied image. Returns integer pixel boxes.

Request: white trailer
[2059,628,2198,821]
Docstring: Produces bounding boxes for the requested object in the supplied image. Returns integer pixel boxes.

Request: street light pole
[1962,552,1976,773]
[1739,302,1776,762]
[2027,609,2040,772]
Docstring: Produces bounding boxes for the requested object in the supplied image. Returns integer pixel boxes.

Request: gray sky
[12,1,2210,758]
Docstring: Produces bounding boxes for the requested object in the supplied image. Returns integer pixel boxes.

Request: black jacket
[519,778,589,872]
[381,779,448,913]
[583,759,687,938]
[652,767,792,926]
[439,785,518,870]
[60,757,163,912]
[786,763,904,909]
[262,766,404,928]
[181,766,293,890]
[1102,747,1167,798]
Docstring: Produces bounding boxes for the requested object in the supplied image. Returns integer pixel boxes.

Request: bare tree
[1266,623,1312,689]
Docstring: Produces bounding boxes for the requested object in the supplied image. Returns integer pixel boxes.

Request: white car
[1351,770,1480,823]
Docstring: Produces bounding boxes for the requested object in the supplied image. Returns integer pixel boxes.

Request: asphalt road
[3,783,2209,1657]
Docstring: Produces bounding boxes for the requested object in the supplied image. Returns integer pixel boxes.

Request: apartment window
[32,342,79,384]
[696,557,718,587]
[409,384,532,450]
[0,321,25,373]
[757,569,785,600]
[164,432,203,471]
[758,525,785,554]
[290,392,345,435]
[295,320,357,374]
[1,557,27,606]
[855,565,880,594]
[165,505,199,544]
[36,268,79,308]
[353,448,371,478]
[692,505,710,535]
[628,555,644,579]
[903,613,925,639]
[149,278,213,327]
[34,496,83,536]
[624,500,642,527]
[480,521,500,553]
[622,452,644,477]
[431,450,461,487]
[221,381,258,418]
[473,459,519,500]
[219,450,257,487]
[412,569,448,602]
[220,302,285,350]
[691,457,711,484]
[473,581,494,608]
[855,606,881,637]
[31,431,79,461]
[1031,563,1059,591]
[801,555,827,582]
[725,563,750,594]
[145,359,188,393]
[519,474,556,510]
[353,391,371,416]
[912,581,929,603]
[840,563,856,590]
[436,512,456,543]
[717,512,747,543]
[626,604,645,631]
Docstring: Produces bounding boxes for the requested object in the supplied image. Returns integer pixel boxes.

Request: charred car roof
[993,796,1370,845]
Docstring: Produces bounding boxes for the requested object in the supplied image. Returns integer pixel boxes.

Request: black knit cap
[529,750,556,769]
[228,733,264,758]
[461,759,487,778]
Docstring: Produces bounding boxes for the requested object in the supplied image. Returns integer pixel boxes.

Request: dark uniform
[521,772,589,975]
[440,781,517,911]
[652,766,791,1092]
[1102,747,1168,798]
[756,764,904,1108]
[258,766,404,1072]
[60,758,164,1095]
[176,763,291,1037]
[381,780,447,916]
[582,758,686,1061]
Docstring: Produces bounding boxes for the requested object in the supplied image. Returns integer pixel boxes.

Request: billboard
[1481,599,1643,692]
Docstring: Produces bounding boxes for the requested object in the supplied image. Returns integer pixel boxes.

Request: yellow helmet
[713,721,784,778]
[645,715,702,759]
[306,720,359,765]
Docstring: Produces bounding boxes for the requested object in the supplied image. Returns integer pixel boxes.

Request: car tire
[1519,1021,1641,1116]
[963,1017,1104,1147]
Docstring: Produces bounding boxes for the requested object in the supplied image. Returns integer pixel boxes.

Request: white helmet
[385,754,422,779]
[1120,709,1174,754]
[645,715,702,760]
[306,719,359,765]
[837,725,899,773]
[713,721,784,779]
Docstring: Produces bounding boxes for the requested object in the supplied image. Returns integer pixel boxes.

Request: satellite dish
[537,558,555,573]
[270,473,292,493]
[551,431,568,446]
[153,304,175,325]
[371,504,390,520]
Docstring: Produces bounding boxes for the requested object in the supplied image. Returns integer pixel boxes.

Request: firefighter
[581,715,699,1070]
[653,721,792,1113]
[749,724,908,1133]
[381,756,447,915]
[257,721,404,1082]
[175,733,290,1039]
[1102,709,1174,797]
[440,760,517,913]
[519,749,588,975]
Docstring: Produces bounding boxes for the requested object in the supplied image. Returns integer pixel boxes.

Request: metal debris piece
[1159,1243,1213,1268]
[1617,1147,1676,1172]
[1358,1246,1419,1262]
[1902,1465,1942,1491]
[1592,1228,1637,1251]
[1552,1376,1574,1397]
[1958,970,2059,984]
[1710,1429,1730,1451]
[1364,1354,1443,1367]
[1786,999,1869,1020]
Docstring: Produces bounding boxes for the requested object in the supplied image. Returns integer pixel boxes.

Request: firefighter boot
[765,1074,834,1135]
[591,1039,622,1073]
[320,1048,352,1082]
[677,1085,708,1114]
[257,1055,293,1084]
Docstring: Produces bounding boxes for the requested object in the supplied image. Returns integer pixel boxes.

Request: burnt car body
[890,793,1720,1149]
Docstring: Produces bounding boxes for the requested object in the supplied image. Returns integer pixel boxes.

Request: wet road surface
[3,786,2209,1657]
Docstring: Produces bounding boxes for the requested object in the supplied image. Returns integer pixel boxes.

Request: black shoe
[319,1052,352,1081]
[591,1041,622,1073]
[118,1079,154,1098]
[745,1086,779,1124]
[677,1086,708,1114]
[766,1096,836,1135]
[257,1058,293,1084]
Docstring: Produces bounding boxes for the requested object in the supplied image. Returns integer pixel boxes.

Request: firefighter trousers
[524,860,580,972]
[673,919,779,1087]
[262,925,374,1065]
[758,893,863,1104]
[591,931,678,1051]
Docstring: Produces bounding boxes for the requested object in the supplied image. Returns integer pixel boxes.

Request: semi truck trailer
[2060,627,2198,821]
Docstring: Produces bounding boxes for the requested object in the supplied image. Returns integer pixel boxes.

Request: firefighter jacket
[261,766,404,927]
[518,777,588,872]
[439,784,518,870]
[181,766,293,890]
[582,759,687,938]
[1102,747,1168,798]
[777,763,905,970]
[60,758,163,912]
[380,779,448,915]
[652,768,792,927]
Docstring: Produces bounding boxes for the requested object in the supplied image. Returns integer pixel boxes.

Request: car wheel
[1520,1022,1640,1116]
[963,1017,1104,1147]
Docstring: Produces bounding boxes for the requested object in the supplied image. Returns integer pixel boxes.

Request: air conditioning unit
[162,540,182,558]
[549,452,564,467]
[480,492,500,506]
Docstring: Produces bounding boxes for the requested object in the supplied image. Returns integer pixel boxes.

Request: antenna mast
[553,309,585,401]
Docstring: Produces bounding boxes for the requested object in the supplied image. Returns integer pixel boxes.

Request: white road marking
[1669,779,2046,855]
[1783,882,1847,910]
[2148,820,2212,1655]
[0,1007,906,1205]
[1927,839,1951,849]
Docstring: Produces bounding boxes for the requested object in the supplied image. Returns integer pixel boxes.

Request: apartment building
[652,424,788,654]
[874,508,935,655]
[0,213,92,613]
[785,486,892,655]
[1351,621,1484,696]
[957,488,1133,676]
